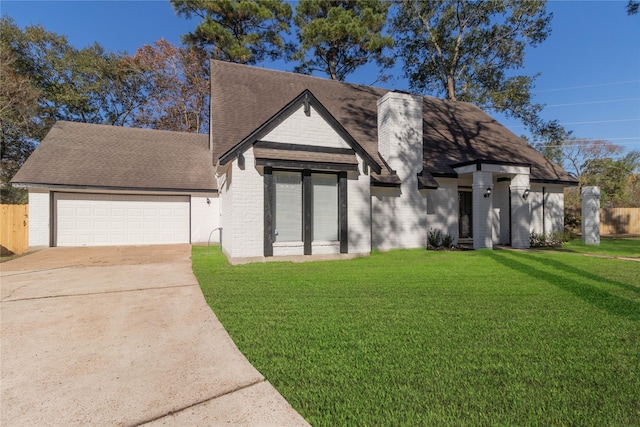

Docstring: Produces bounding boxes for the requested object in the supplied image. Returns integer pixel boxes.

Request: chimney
[377,92,423,180]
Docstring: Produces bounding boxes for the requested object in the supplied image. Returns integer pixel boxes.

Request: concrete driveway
[1,245,308,426]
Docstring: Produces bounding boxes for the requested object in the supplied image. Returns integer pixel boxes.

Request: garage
[54,193,190,246]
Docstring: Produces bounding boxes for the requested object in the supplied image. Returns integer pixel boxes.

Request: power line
[562,118,640,126]
[534,80,640,93]
[508,118,640,129]
[546,98,640,108]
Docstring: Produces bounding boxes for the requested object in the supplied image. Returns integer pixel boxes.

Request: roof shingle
[210,60,576,185]
[12,121,216,191]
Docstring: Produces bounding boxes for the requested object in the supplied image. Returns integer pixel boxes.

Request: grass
[192,245,640,426]
[561,236,640,258]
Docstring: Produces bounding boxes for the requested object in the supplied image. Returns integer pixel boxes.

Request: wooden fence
[567,207,640,236]
[1,204,29,255]
[599,208,640,235]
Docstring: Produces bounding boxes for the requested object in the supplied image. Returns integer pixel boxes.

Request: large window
[312,173,338,241]
[274,171,302,242]
[273,171,338,243]
[267,169,346,256]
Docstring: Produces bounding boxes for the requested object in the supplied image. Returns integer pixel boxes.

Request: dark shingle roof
[12,121,216,191]
[210,60,576,185]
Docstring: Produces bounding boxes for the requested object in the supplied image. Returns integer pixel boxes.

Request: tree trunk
[446,75,457,101]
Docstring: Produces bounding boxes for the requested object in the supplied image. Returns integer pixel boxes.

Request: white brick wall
[510,173,531,249]
[545,186,564,234]
[228,148,264,259]
[530,186,544,234]
[217,167,234,256]
[371,182,427,250]
[28,189,50,247]
[493,181,511,244]
[582,186,600,245]
[473,171,494,249]
[273,242,305,256]
[348,160,371,254]
[529,185,564,237]
[261,105,351,149]
[426,178,459,243]
[191,193,220,243]
[374,92,426,250]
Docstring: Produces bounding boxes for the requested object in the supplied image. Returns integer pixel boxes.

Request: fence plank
[600,208,640,235]
[1,204,29,255]
[565,207,640,235]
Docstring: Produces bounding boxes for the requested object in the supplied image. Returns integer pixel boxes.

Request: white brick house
[210,61,577,261]
[13,61,577,260]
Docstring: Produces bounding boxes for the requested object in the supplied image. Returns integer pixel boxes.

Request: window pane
[312,173,338,241]
[275,172,302,242]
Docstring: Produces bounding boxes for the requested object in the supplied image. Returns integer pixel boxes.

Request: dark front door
[459,191,473,238]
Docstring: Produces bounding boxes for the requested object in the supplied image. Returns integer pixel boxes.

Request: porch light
[522,189,530,200]
[484,187,492,198]
[206,197,211,205]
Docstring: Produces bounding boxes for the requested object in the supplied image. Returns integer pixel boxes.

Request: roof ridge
[55,120,208,139]
[210,59,389,95]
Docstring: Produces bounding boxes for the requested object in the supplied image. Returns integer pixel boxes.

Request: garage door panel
[55,193,190,246]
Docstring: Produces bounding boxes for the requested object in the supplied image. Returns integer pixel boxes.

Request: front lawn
[192,247,639,426]
[561,236,640,258]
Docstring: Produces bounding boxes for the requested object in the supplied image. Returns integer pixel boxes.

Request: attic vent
[304,94,311,117]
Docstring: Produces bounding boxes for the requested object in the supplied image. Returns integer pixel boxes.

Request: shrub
[530,231,564,248]
[427,228,442,249]
[442,233,454,248]
[565,210,581,232]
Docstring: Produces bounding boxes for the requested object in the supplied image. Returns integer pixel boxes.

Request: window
[267,169,346,256]
[312,173,338,240]
[274,171,302,242]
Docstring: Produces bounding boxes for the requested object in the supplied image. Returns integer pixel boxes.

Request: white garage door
[54,193,190,246]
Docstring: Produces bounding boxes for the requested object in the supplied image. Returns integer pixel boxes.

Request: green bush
[530,231,564,248]
[441,233,454,248]
[427,228,442,248]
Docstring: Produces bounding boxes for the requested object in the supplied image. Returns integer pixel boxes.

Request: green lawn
[192,246,640,426]
[561,236,640,258]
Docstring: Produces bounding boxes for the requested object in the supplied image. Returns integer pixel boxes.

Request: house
[12,60,577,260]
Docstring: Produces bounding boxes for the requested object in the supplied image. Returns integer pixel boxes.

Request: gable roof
[218,89,381,173]
[12,121,216,192]
[420,98,576,184]
[210,60,576,185]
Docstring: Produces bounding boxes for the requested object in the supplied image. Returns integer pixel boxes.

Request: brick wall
[190,193,220,243]
[28,189,50,247]
[262,105,351,149]
[374,92,426,250]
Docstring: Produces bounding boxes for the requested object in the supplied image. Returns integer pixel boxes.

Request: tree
[293,0,393,81]
[128,39,209,133]
[0,17,162,201]
[0,17,149,128]
[582,151,640,207]
[170,0,293,64]
[0,43,40,203]
[628,1,639,15]
[530,120,572,166]
[392,0,552,130]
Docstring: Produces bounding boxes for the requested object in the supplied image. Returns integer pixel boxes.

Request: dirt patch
[1,244,192,271]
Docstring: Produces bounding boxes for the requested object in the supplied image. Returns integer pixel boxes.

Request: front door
[459,191,473,239]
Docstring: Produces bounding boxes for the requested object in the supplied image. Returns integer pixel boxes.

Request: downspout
[208,227,222,251]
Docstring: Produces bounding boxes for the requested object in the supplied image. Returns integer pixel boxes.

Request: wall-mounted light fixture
[206,197,211,205]
[237,152,245,169]
[522,188,530,200]
[484,187,492,198]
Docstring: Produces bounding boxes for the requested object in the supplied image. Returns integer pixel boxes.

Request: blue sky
[3,0,639,153]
